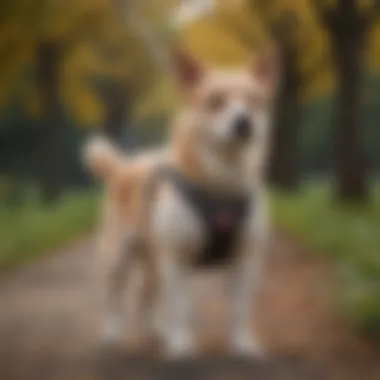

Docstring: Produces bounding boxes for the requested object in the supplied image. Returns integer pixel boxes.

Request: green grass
[1,180,379,335]
[0,188,100,270]
[271,182,380,336]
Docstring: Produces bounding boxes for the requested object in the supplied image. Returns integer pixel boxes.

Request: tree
[312,0,380,202]
[35,39,65,201]
[0,0,159,199]
[75,0,167,144]
[248,1,302,191]
[0,0,107,200]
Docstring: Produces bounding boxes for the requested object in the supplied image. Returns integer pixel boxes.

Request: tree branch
[300,51,329,86]
[113,0,174,75]
[356,0,380,32]
[271,11,298,46]
[250,0,272,26]
[251,1,297,47]
[311,0,340,30]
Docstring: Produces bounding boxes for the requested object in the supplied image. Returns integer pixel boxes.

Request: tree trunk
[36,40,64,203]
[333,34,369,202]
[101,81,129,144]
[268,47,300,192]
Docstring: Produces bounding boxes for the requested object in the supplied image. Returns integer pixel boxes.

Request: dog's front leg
[158,254,195,358]
[230,242,265,357]
[152,187,204,358]
[229,205,268,357]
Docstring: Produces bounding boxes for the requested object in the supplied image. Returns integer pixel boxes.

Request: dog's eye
[205,93,226,112]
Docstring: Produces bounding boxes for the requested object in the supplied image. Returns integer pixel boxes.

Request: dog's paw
[100,313,123,345]
[231,332,265,358]
[164,331,197,359]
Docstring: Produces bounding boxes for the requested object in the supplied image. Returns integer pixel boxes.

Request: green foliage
[363,74,380,172]
[0,187,100,270]
[299,73,380,175]
[299,96,334,175]
[272,182,380,336]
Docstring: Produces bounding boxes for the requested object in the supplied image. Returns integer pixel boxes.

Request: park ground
[0,230,380,379]
[0,183,380,379]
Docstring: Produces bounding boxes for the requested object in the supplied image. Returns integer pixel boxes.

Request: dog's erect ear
[171,48,204,89]
[251,47,280,94]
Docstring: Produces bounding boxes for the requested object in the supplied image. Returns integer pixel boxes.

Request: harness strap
[150,165,252,267]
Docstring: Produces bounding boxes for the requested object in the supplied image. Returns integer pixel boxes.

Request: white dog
[84,47,278,358]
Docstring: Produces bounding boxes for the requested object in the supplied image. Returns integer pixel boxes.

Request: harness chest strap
[148,165,253,267]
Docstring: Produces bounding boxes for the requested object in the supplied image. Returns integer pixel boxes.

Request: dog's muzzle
[233,115,252,140]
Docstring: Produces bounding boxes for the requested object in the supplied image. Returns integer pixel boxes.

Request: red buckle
[214,212,235,231]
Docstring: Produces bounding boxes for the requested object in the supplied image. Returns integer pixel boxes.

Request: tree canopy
[1,0,380,122]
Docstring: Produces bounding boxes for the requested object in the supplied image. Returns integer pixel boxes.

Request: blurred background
[1,0,380,378]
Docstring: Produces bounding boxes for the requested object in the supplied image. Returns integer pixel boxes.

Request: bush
[0,188,100,270]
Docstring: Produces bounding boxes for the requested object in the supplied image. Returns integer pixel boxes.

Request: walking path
[0,231,378,379]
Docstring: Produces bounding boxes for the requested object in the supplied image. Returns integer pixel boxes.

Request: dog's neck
[171,114,253,197]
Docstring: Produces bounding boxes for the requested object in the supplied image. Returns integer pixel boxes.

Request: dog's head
[171,48,279,157]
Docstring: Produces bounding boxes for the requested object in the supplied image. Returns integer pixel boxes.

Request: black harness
[155,166,252,267]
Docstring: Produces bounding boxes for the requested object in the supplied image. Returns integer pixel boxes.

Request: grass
[0,187,100,270]
[271,182,380,336]
[1,179,379,335]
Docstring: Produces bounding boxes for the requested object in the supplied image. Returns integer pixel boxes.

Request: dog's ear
[251,47,280,94]
[171,48,204,89]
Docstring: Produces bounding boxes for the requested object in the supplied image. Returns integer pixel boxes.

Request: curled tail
[82,136,123,181]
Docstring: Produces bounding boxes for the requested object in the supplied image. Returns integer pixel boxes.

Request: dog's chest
[193,196,251,267]
[152,167,252,267]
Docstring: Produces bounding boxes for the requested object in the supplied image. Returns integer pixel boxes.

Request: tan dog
[84,48,278,358]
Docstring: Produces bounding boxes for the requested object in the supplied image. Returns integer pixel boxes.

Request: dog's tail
[83,136,123,181]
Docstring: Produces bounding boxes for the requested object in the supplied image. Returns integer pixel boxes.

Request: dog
[84,47,278,358]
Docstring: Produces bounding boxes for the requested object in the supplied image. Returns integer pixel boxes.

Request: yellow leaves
[24,72,104,125]
[292,0,318,29]
[0,37,34,109]
[0,0,146,125]
[70,84,104,126]
[215,0,269,50]
[65,43,103,78]
[24,83,43,118]
[62,71,104,126]
[366,21,380,72]
[43,0,76,40]
[313,0,376,13]
[323,0,337,7]
[42,0,110,40]
[357,0,375,11]
[0,21,23,48]
[60,44,104,125]
[181,17,252,65]
[302,64,334,100]
[133,77,180,119]
[142,0,180,26]
[178,0,333,103]
[5,0,374,128]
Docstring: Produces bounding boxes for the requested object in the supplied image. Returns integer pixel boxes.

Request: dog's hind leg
[92,196,136,345]
[132,251,160,346]
[97,234,137,345]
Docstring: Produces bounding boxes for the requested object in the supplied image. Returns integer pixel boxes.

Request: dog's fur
[84,48,278,358]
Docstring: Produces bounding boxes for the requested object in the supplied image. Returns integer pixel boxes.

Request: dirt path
[0,231,379,380]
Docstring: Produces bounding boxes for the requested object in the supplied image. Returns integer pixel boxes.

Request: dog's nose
[233,115,252,140]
